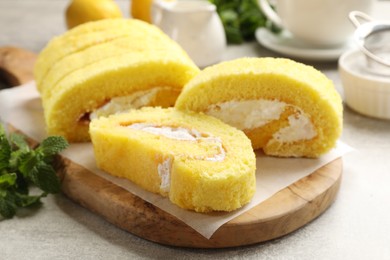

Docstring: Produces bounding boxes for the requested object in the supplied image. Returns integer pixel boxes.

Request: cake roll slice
[35,19,199,142]
[90,107,256,213]
[40,33,185,102]
[175,58,343,158]
[34,19,149,91]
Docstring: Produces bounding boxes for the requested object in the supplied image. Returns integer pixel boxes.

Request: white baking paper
[0,82,353,239]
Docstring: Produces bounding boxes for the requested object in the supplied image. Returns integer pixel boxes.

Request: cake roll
[89,107,256,213]
[175,58,343,158]
[34,18,144,91]
[34,18,199,142]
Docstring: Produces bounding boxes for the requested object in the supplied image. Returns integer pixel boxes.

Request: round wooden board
[58,157,342,248]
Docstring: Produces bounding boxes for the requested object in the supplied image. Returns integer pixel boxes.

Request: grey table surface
[1,1,390,259]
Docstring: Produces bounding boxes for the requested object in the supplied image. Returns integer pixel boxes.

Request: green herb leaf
[8,149,29,172]
[10,133,30,151]
[0,196,16,219]
[209,0,280,44]
[0,124,68,219]
[29,162,61,194]
[18,152,39,177]
[0,173,17,188]
[13,192,43,208]
[36,136,69,158]
[0,125,11,172]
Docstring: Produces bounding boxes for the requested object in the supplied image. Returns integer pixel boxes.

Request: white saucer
[255,28,353,61]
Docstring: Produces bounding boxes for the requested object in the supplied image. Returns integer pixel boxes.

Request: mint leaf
[0,173,17,188]
[0,197,16,219]
[36,136,69,158]
[0,191,43,219]
[12,192,43,208]
[18,153,39,177]
[209,0,280,44]
[8,149,29,172]
[29,162,61,194]
[0,125,11,171]
[10,133,29,151]
[0,126,68,219]
[14,172,29,195]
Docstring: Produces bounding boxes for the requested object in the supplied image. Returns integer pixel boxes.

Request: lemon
[65,0,123,29]
[130,0,153,23]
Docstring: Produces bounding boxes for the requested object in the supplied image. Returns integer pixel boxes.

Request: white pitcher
[152,0,226,68]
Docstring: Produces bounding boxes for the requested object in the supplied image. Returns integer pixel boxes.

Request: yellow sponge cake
[35,19,199,142]
[34,18,148,92]
[175,58,343,158]
[89,107,256,212]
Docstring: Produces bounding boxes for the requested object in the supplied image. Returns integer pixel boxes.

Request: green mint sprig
[209,0,281,44]
[0,124,68,219]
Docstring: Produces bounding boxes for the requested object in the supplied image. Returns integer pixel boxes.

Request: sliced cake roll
[89,107,256,213]
[34,18,148,91]
[175,58,343,158]
[35,18,199,142]
[40,31,188,102]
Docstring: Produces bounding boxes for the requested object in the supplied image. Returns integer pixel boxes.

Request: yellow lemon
[131,0,153,23]
[65,0,123,29]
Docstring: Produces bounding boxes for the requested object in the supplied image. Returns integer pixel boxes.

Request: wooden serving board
[0,46,37,87]
[56,156,342,248]
[2,47,343,248]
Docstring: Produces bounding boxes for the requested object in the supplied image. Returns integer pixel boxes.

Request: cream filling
[206,100,286,130]
[273,111,317,142]
[158,157,172,193]
[206,99,317,143]
[90,87,170,120]
[129,123,202,141]
[128,123,226,192]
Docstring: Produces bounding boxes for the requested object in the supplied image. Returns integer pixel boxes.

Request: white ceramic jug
[152,0,226,67]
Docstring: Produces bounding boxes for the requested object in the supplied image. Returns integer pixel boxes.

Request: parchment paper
[0,82,353,239]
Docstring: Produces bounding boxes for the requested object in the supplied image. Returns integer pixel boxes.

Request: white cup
[258,0,374,47]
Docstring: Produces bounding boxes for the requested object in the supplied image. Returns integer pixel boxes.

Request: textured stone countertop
[1,1,390,259]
